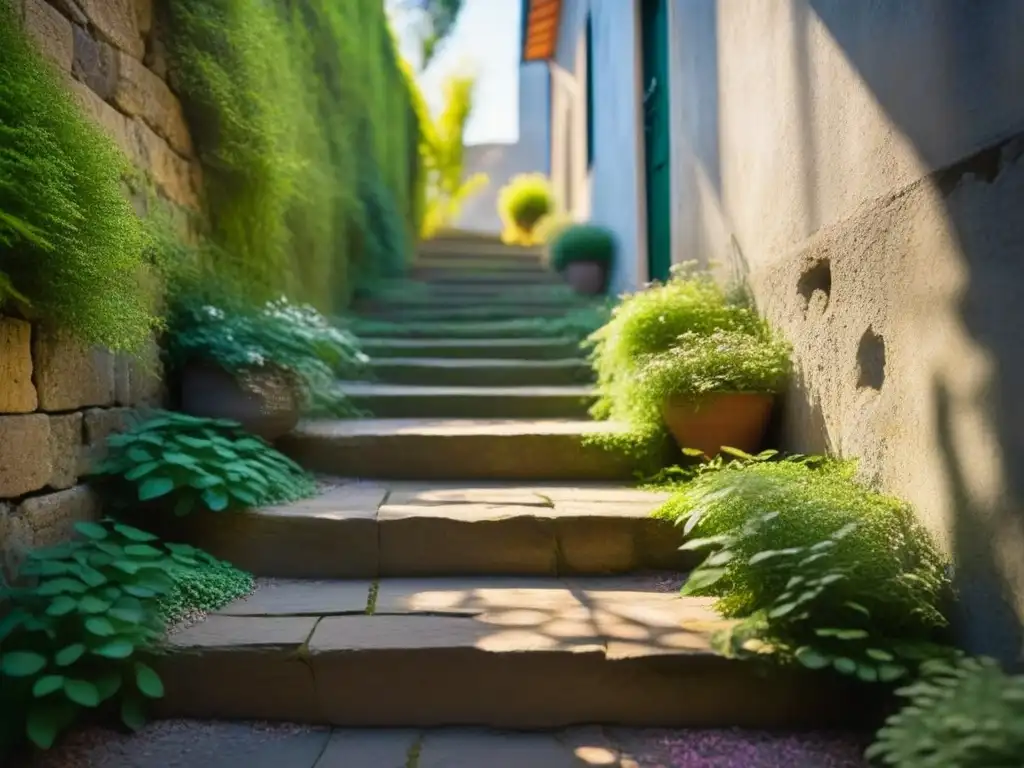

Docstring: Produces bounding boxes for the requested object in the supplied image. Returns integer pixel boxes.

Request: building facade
[524,0,1024,666]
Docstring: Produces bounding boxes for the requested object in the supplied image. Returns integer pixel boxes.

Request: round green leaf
[680,567,727,595]
[74,522,108,540]
[85,617,116,637]
[55,643,86,667]
[36,578,88,596]
[124,544,164,558]
[138,476,175,501]
[26,702,62,749]
[833,657,858,675]
[32,674,65,698]
[95,671,123,701]
[63,679,100,707]
[1,651,48,677]
[134,662,165,699]
[45,596,79,617]
[113,524,159,542]
[794,646,830,670]
[78,594,113,614]
[93,640,134,659]
[202,488,230,512]
[123,585,156,598]
[108,606,145,623]
[120,693,147,732]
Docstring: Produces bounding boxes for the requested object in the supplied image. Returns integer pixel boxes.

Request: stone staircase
[152,239,872,735]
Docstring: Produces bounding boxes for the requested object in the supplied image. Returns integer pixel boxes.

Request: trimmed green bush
[548,224,617,272]
[498,173,554,243]
[0,0,154,350]
[657,461,952,683]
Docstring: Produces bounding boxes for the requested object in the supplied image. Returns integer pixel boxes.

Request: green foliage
[0,0,154,350]
[95,411,316,516]
[586,264,764,448]
[634,328,791,401]
[165,0,421,311]
[656,461,952,683]
[498,173,554,242]
[419,73,488,238]
[158,555,253,627]
[866,656,1024,767]
[549,224,617,272]
[0,519,249,752]
[165,288,369,416]
[643,447,826,488]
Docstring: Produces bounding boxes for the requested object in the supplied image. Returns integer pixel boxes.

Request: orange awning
[522,0,562,61]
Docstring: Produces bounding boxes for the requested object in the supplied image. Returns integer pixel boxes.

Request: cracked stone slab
[215,580,372,616]
[168,615,318,649]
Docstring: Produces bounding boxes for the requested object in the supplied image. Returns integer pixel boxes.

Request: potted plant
[497,173,554,245]
[633,327,792,457]
[548,223,616,295]
[165,295,369,440]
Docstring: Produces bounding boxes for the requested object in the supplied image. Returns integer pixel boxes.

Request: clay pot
[661,392,775,457]
[179,360,300,441]
[564,260,608,295]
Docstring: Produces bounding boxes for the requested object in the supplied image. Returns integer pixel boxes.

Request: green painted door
[641,0,672,282]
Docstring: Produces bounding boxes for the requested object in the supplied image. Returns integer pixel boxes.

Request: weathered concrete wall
[549,0,647,296]
[1,0,179,576]
[668,0,1024,664]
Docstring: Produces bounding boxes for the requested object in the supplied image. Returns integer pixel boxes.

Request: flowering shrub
[165,295,369,416]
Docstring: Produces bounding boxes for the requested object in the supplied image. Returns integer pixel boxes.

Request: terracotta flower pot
[661,392,775,458]
[564,260,608,295]
[179,360,300,441]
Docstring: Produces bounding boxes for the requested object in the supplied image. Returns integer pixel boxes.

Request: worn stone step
[412,280,573,297]
[359,337,585,361]
[278,419,638,481]
[155,576,877,728]
[339,382,596,419]
[414,255,548,272]
[356,304,573,322]
[411,268,563,284]
[348,318,591,340]
[368,358,593,387]
[357,285,582,308]
[175,481,689,578]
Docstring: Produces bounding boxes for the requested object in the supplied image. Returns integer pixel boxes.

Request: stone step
[358,285,582,308]
[277,419,638,481]
[359,337,585,361]
[339,382,596,419]
[173,482,692,579]
[356,304,573,322]
[350,319,590,340]
[414,255,548,272]
[368,358,593,387]
[413,280,573,297]
[411,268,563,284]
[155,576,876,728]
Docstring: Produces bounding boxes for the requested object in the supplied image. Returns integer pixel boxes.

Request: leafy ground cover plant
[548,223,617,272]
[656,461,952,683]
[866,655,1024,767]
[0,519,251,753]
[94,411,316,516]
[0,0,154,350]
[497,173,554,244]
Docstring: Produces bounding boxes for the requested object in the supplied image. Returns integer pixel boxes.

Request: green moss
[165,0,422,311]
[0,0,155,350]
[159,557,255,626]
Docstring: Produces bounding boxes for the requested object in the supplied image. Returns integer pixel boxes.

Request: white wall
[549,0,647,295]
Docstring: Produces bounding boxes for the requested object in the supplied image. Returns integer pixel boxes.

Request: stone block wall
[2,0,189,577]
[16,0,203,211]
[0,321,164,578]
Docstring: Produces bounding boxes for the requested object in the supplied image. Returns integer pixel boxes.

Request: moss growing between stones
[166,0,423,311]
[0,0,155,351]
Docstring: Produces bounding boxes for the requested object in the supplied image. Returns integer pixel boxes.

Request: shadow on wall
[808,0,1024,667]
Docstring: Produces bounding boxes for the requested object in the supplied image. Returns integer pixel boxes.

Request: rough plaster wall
[552,0,645,296]
[668,0,1024,663]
